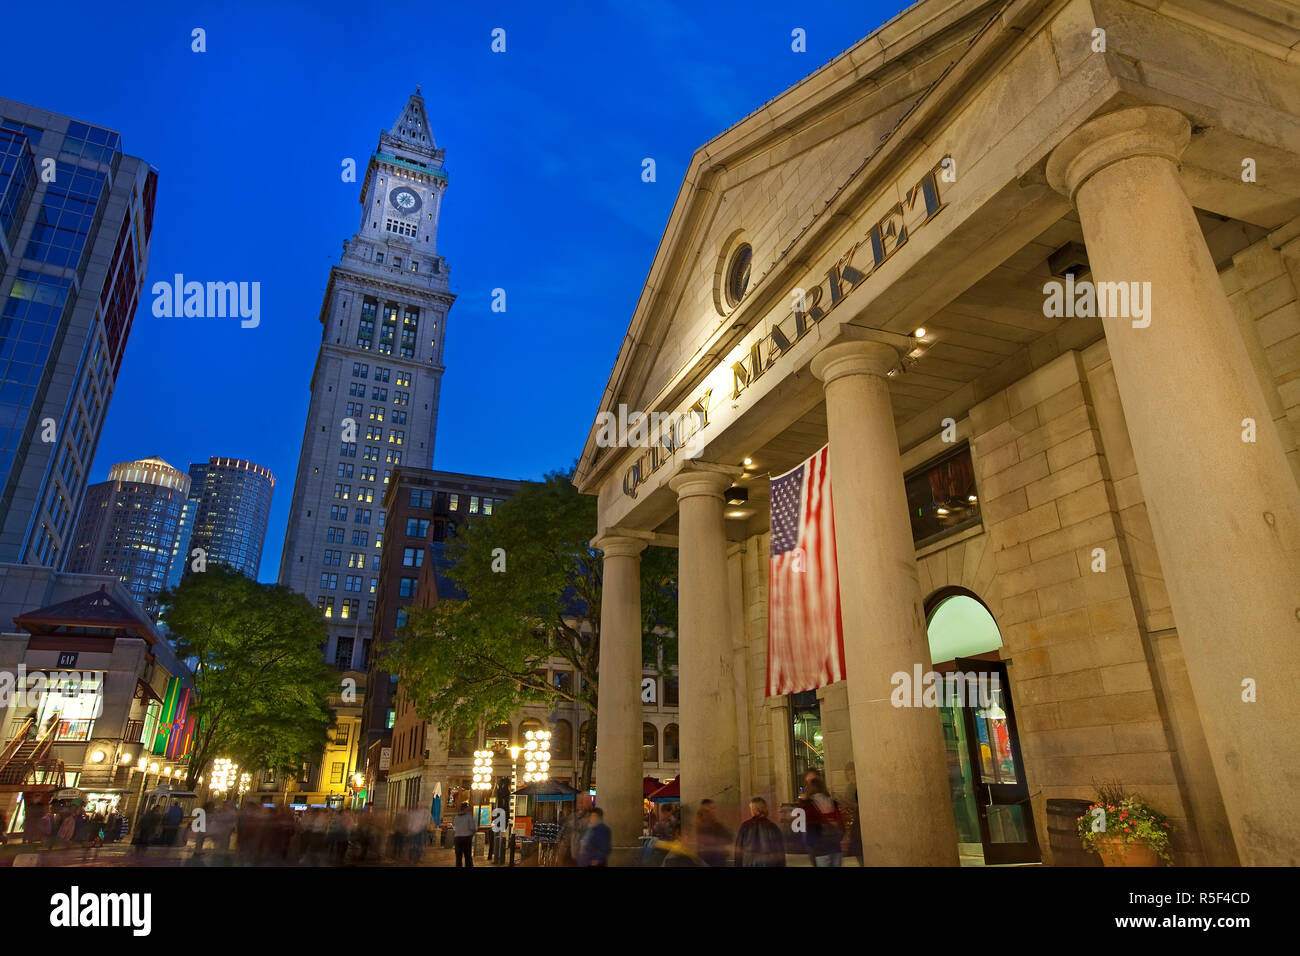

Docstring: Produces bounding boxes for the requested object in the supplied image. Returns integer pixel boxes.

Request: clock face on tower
[388,186,422,215]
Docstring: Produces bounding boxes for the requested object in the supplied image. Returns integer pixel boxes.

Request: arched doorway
[925,587,1038,865]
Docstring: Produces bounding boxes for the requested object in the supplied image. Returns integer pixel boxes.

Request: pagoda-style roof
[14,585,154,643]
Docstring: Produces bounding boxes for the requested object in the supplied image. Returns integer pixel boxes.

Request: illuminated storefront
[0,572,196,834]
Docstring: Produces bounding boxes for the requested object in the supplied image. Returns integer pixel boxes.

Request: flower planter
[1096,836,1160,867]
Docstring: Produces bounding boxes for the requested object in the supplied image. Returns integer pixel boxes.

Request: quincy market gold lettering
[731,157,950,400]
[621,389,712,499]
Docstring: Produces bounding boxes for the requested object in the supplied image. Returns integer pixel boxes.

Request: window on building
[485,723,511,751]
[553,720,573,760]
[642,723,658,763]
[406,518,430,537]
[905,443,982,548]
[469,496,479,514]
[334,637,354,670]
[399,577,418,598]
[663,724,680,762]
[384,218,417,237]
[663,678,679,707]
[320,573,338,590]
[352,363,368,378]
[402,547,424,567]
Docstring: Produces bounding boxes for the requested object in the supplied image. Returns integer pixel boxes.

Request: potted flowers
[1076,785,1174,866]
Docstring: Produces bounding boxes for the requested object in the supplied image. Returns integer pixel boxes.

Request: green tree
[159,564,336,791]
[383,469,676,789]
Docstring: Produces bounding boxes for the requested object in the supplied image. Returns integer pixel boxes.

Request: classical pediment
[574,0,1006,492]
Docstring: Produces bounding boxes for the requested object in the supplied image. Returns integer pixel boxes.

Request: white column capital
[810,340,899,385]
[592,534,647,560]
[1046,105,1191,204]
[668,466,737,500]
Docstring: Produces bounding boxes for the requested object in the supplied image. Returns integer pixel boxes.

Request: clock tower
[278,88,453,681]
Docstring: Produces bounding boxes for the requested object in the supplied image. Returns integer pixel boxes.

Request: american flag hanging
[767,444,846,696]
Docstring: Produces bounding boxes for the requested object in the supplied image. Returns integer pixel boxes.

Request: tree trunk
[577,718,597,792]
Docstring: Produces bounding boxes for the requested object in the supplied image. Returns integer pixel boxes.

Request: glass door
[955,658,1039,865]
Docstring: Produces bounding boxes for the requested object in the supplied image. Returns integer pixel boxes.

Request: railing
[0,717,34,769]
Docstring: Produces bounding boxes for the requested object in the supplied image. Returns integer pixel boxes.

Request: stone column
[1047,105,1300,865]
[592,534,647,860]
[767,700,794,802]
[811,340,960,865]
[669,468,743,826]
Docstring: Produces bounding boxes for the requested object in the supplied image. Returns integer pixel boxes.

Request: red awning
[648,777,680,802]
[643,776,665,797]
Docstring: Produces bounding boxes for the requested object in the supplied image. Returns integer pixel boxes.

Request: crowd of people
[514,767,861,867]
[177,804,437,865]
[3,766,859,868]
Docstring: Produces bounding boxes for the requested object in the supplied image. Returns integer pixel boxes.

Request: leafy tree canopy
[383,469,676,787]
[159,564,336,790]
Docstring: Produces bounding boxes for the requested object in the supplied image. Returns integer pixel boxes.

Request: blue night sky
[1,0,900,579]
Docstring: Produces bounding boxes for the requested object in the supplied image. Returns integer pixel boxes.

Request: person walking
[798,775,844,867]
[452,802,477,867]
[734,797,786,867]
[162,799,184,847]
[694,800,733,867]
[576,807,612,867]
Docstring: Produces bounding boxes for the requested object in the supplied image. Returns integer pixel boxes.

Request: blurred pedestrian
[162,799,184,846]
[555,809,578,866]
[844,762,863,866]
[694,800,732,866]
[576,807,611,867]
[452,802,476,867]
[734,797,786,867]
[798,774,844,867]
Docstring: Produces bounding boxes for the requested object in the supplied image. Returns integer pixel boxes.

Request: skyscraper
[179,457,275,580]
[279,89,452,672]
[0,99,157,568]
[64,456,190,617]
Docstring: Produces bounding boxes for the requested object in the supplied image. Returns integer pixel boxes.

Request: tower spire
[388,87,434,151]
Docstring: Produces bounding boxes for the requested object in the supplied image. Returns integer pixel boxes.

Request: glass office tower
[0,98,157,567]
[64,456,190,617]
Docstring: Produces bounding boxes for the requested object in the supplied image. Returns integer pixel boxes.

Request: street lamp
[522,730,551,783]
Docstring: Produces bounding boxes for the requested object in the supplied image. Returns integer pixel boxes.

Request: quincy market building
[575,0,1300,866]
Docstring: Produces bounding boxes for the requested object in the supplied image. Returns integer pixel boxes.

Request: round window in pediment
[725,243,752,308]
